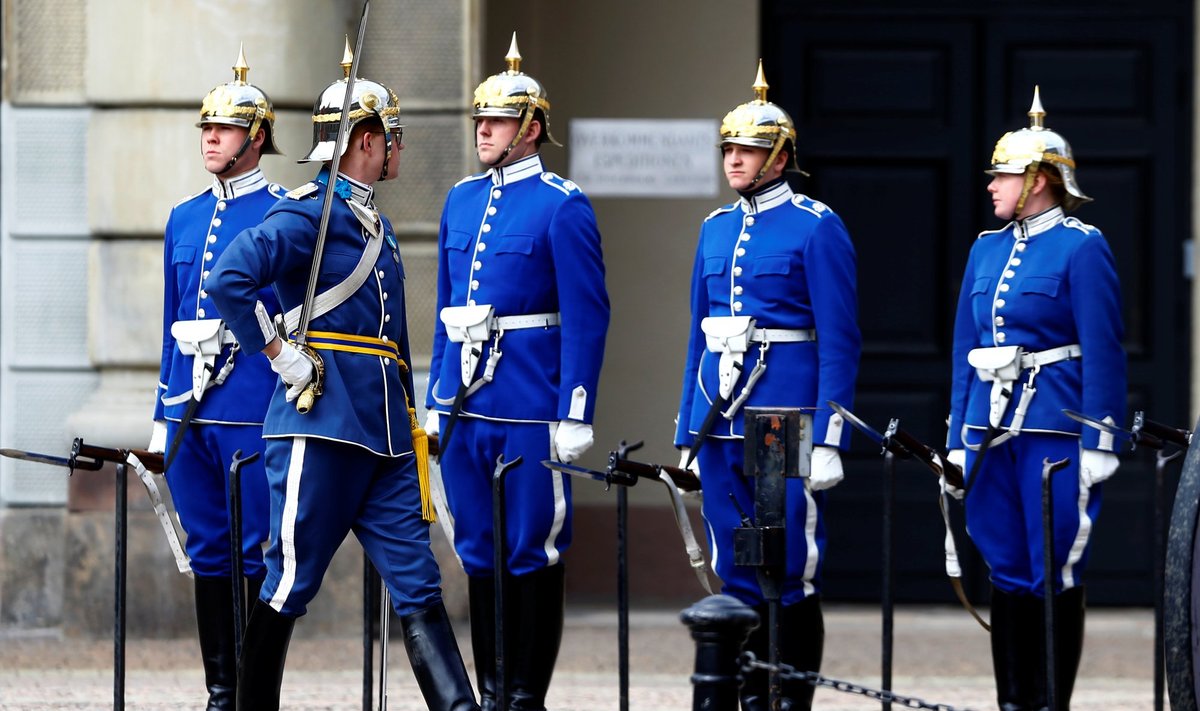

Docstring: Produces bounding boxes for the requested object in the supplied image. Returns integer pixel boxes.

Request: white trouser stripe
[1061,458,1092,590]
[802,485,819,597]
[543,423,567,566]
[270,437,306,611]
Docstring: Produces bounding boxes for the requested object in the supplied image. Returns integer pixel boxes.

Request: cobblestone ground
[0,605,1156,710]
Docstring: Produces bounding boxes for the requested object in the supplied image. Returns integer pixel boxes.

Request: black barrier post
[617,483,630,711]
[228,449,259,660]
[1041,457,1071,711]
[114,460,128,711]
[682,594,761,711]
[493,455,523,711]
[363,554,376,711]
[881,440,897,711]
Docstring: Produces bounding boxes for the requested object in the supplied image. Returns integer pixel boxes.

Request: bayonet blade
[828,400,887,445]
[0,447,74,470]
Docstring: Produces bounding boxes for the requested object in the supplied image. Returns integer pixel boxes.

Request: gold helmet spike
[233,43,249,84]
[505,32,522,74]
[719,61,802,187]
[1028,85,1045,129]
[986,86,1091,212]
[197,44,283,157]
[340,36,354,79]
[752,59,769,102]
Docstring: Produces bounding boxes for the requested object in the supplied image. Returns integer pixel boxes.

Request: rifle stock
[73,440,165,474]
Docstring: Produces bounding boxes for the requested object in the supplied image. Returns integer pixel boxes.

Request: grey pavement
[0,604,1156,710]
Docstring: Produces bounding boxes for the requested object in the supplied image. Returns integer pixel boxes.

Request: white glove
[268,340,315,403]
[553,420,594,463]
[423,411,440,438]
[678,447,701,477]
[148,420,168,454]
[1080,449,1120,488]
[809,446,844,491]
[946,449,966,471]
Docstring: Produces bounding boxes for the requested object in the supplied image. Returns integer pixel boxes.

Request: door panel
[764,3,1191,605]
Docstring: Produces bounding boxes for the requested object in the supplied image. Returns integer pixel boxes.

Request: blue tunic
[155,168,282,425]
[674,179,861,448]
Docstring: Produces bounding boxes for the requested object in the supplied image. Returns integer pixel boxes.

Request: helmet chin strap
[746,138,786,191]
[218,107,266,175]
[1014,163,1039,216]
[487,107,537,167]
[377,119,394,182]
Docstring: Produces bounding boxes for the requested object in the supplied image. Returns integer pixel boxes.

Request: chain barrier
[739,653,979,711]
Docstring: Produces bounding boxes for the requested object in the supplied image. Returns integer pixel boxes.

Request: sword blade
[1062,409,1132,438]
[827,400,887,445]
[0,448,73,470]
[164,394,202,472]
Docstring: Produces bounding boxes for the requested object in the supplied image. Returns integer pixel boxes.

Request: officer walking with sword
[209,22,478,711]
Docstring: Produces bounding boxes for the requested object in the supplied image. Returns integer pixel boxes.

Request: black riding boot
[508,565,566,711]
[236,599,295,711]
[1028,586,1086,711]
[400,601,481,711]
[739,597,824,711]
[194,576,237,710]
[468,576,498,711]
[990,586,1037,711]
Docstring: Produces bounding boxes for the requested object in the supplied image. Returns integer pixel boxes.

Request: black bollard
[682,594,761,711]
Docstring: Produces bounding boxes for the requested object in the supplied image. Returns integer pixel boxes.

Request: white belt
[1020,344,1081,370]
[433,307,562,405]
[751,327,816,344]
[494,312,561,331]
[965,343,1081,449]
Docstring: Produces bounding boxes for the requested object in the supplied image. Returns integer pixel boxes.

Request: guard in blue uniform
[945,88,1126,710]
[674,63,861,711]
[149,47,282,710]
[209,50,478,711]
[423,34,609,711]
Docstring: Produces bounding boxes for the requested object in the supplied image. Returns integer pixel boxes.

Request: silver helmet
[197,44,283,168]
[300,38,403,177]
[719,61,801,188]
[987,86,1091,213]
[472,32,560,163]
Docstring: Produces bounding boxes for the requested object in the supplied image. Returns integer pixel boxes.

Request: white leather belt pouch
[702,316,756,401]
[441,305,496,386]
[172,319,232,399]
[967,345,1024,428]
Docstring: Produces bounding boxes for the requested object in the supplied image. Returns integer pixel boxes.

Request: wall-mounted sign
[568,119,719,198]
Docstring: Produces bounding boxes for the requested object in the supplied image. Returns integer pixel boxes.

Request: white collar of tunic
[1013,205,1065,239]
[338,172,375,207]
[739,180,794,215]
[490,154,543,186]
[210,167,268,200]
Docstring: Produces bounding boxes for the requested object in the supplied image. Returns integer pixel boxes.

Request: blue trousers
[696,437,826,606]
[165,421,269,579]
[259,437,442,617]
[963,430,1101,596]
[440,417,571,577]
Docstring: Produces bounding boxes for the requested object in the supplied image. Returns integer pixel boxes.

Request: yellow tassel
[409,407,436,523]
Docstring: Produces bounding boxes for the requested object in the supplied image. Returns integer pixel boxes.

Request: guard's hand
[268,340,315,402]
[678,447,701,477]
[809,446,844,491]
[423,411,440,438]
[552,420,593,463]
[148,420,168,454]
[946,448,966,471]
[1080,449,1120,488]
[936,452,965,500]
